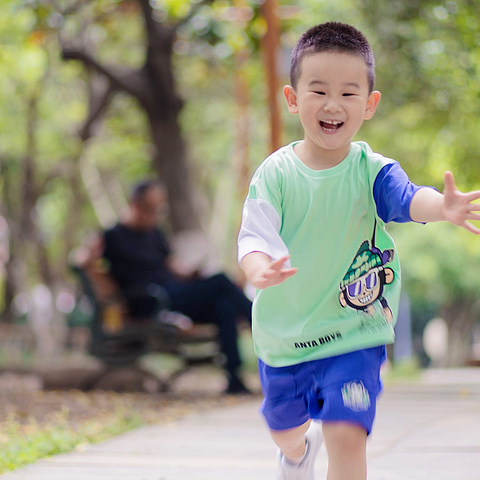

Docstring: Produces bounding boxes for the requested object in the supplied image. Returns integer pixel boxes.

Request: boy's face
[284,51,380,160]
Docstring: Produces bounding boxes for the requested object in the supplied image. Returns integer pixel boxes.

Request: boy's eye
[314,91,326,95]
[342,93,355,97]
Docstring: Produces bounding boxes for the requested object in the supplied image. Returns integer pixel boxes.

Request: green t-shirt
[238,141,414,367]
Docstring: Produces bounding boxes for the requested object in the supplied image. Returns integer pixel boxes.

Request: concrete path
[2,369,480,480]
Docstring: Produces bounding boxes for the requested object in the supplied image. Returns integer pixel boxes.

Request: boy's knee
[270,421,310,450]
[322,421,367,452]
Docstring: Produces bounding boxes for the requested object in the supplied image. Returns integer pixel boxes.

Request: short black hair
[130,179,165,203]
[290,22,375,92]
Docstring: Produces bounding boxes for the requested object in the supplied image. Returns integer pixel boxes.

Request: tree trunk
[24,94,55,287]
[0,91,56,322]
[0,159,18,323]
[149,115,200,232]
[440,298,480,367]
[261,0,282,155]
[2,259,16,324]
[61,0,204,233]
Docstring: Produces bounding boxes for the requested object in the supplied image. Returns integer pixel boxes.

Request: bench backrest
[72,263,127,337]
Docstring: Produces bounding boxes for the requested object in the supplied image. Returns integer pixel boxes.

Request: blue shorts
[258,346,386,434]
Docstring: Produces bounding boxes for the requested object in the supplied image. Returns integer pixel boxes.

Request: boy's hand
[252,255,298,289]
[241,253,298,289]
[442,171,480,234]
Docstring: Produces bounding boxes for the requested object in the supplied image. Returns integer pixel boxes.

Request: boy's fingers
[443,171,456,193]
[281,267,298,278]
[270,255,291,269]
[264,266,297,279]
[466,190,480,202]
[258,266,297,288]
[255,278,268,288]
[463,221,480,235]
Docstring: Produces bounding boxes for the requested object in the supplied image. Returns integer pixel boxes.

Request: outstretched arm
[241,252,298,290]
[409,171,480,234]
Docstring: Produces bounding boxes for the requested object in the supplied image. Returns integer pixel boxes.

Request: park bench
[70,261,220,392]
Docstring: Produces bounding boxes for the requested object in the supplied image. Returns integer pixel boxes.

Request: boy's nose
[323,99,342,113]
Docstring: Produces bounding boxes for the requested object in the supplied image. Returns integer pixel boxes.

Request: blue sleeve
[373,162,423,223]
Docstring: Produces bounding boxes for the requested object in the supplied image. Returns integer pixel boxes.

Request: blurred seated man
[96,180,252,394]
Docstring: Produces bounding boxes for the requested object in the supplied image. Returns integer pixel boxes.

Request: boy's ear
[364,90,381,120]
[283,85,299,114]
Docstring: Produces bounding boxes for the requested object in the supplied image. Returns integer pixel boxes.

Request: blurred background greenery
[1,0,480,369]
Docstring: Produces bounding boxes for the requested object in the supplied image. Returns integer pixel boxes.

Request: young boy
[237,22,480,480]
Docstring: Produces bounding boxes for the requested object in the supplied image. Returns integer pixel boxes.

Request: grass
[382,358,422,384]
[0,406,143,475]
[0,329,258,475]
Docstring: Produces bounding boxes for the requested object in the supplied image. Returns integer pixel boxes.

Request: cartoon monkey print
[339,240,394,322]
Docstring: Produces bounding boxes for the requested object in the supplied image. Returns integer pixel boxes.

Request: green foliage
[392,221,480,306]
[1,0,480,330]
[0,0,155,290]
[358,0,480,190]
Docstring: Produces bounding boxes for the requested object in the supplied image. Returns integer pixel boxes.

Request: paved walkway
[2,369,480,480]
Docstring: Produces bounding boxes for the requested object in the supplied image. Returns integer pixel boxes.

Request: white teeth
[358,293,373,304]
[323,120,342,125]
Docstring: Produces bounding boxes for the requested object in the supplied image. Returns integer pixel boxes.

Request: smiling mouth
[320,120,344,132]
[358,293,373,304]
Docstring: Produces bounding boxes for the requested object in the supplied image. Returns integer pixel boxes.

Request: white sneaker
[277,421,323,480]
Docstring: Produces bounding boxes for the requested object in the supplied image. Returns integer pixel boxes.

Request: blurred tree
[0,3,69,321]
[394,222,480,366]
[1,0,478,366]
[57,0,206,232]
[0,1,128,324]
[260,0,282,154]
[0,0,297,320]
[356,0,480,366]
[358,0,480,189]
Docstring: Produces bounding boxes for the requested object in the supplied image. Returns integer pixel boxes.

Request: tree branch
[175,0,216,28]
[60,0,95,16]
[138,0,158,39]
[79,72,116,141]
[61,48,152,103]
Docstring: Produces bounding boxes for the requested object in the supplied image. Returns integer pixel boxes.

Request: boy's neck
[294,141,352,170]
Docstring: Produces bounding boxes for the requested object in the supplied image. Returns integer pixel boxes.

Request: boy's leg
[258,360,323,479]
[270,420,311,461]
[316,346,386,480]
[322,422,367,480]
[272,421,323,480]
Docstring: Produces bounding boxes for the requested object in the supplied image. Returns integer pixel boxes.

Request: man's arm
[241,252,297,290]
[158,229,202,279]
[409,171,480,234]
[71,232,105,268]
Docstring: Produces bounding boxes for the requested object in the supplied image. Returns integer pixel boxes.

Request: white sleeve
[237,198,290,266]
